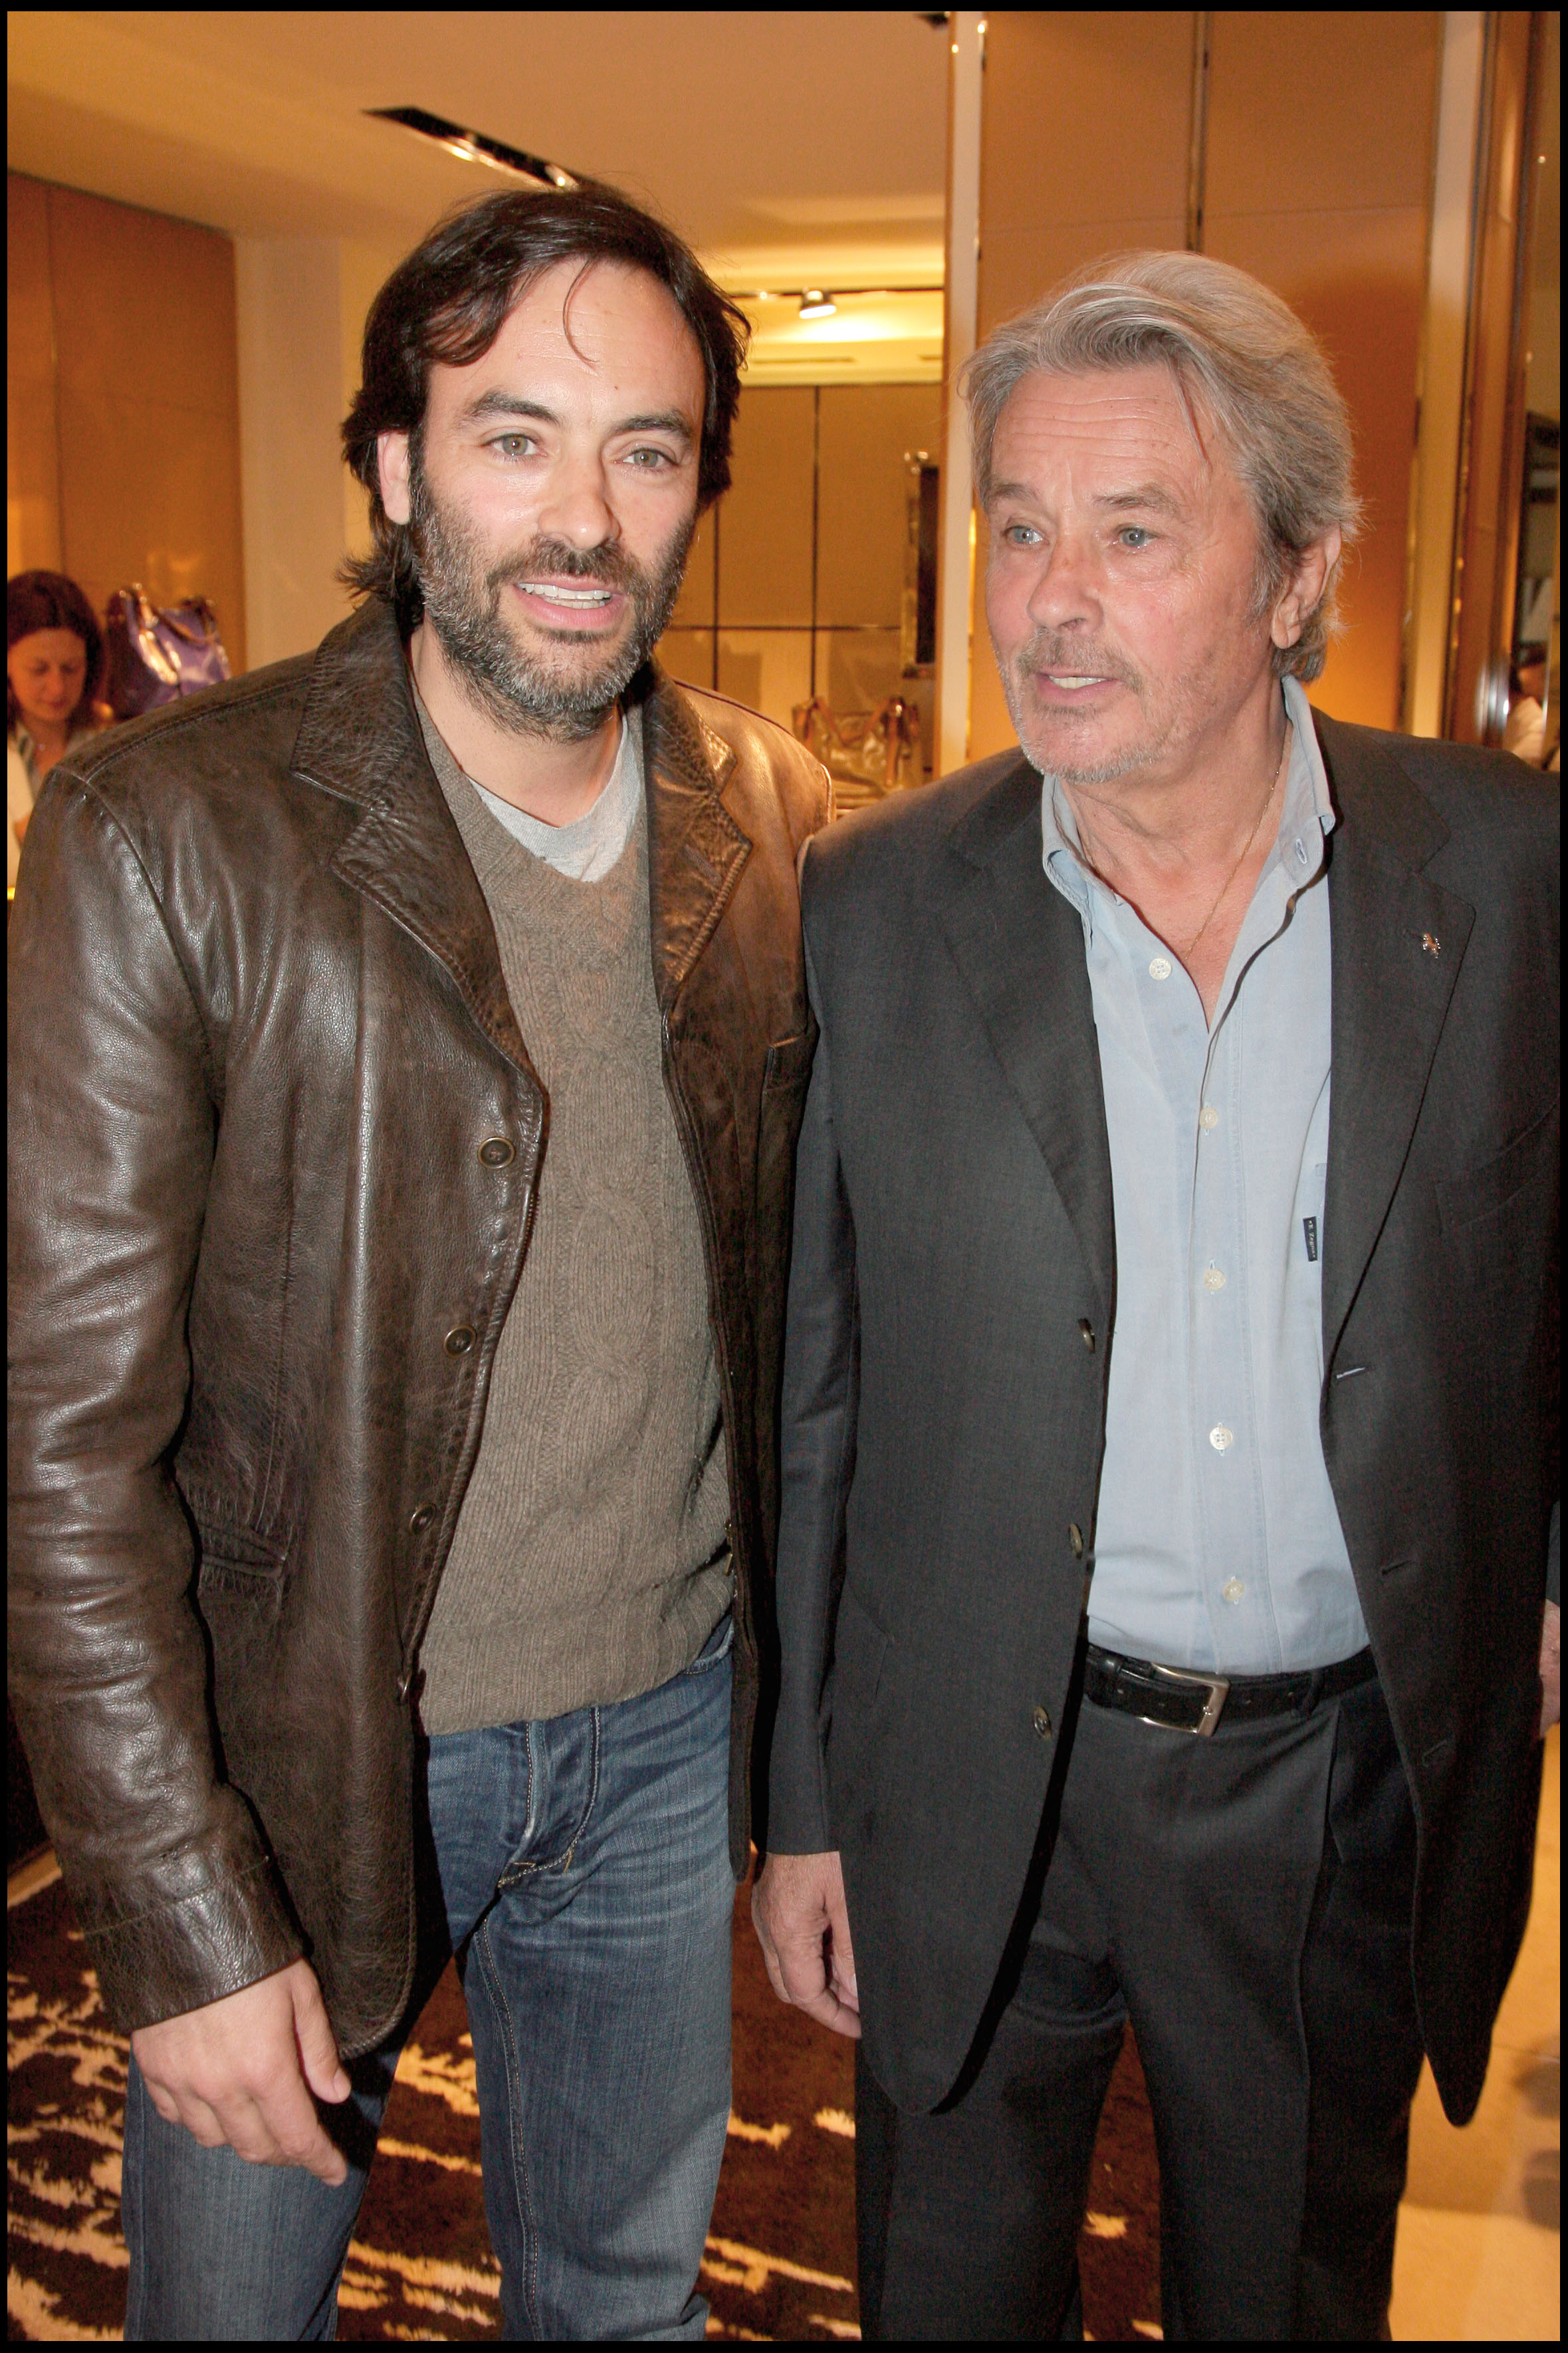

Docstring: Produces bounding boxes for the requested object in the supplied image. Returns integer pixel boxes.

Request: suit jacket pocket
[1437,1102,1558,1235]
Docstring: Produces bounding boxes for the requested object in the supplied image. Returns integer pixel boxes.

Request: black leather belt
[1084,1642,1377,1737]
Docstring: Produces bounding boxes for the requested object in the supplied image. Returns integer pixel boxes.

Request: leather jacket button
[1032,1705,1053,1739]
[479,1137,515,1167]
[409,1505,435,1533]
[444,1325,477,1357]
[1069,1523,1085,1558]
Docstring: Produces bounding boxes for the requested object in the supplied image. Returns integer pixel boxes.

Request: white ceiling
[7,9,951,290]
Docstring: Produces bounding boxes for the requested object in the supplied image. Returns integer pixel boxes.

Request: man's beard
[998,627,1175,786]
[408,455,694,742]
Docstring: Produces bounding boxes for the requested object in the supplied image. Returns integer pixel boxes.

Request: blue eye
[1119,527,1153,548]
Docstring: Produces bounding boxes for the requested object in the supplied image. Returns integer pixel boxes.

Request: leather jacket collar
[287,596,754,1056]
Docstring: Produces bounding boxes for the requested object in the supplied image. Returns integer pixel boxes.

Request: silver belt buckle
[1137,1662,1230,1737]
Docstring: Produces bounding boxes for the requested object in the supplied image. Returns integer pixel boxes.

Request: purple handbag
[103,587,233,719]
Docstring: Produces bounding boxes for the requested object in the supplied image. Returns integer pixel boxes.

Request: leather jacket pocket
[762,1025,818,1095]
[193,1515,288,1616]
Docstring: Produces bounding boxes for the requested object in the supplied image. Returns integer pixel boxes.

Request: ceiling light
[366,108,579,191]
[798,290,838,319]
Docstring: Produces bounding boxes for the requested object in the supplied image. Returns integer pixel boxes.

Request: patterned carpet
[8,1868,1163,2340]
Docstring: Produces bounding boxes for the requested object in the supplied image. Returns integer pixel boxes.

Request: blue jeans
[122,1616,735,2341]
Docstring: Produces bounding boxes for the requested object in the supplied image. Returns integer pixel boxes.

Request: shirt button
[1209,1424,1234,1451]
[1069,1523,1085,1557]
[1032,1705,1052,1739]
[479,1137,515,1167]
[444,1325,477,1357]
[1222,1577,1246,1604]
[1199,1104,1219,1131]
[1294,838,1308,864]
[1149,955,1173,981]
[1203,1267,1226,1293]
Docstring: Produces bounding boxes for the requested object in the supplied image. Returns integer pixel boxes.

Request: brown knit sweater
[415,699,731,1732]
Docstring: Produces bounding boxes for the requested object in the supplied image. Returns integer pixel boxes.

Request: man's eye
[491,434,534,458]
[1003,523,1040,546]
[1118,527,1153,549]
[625,446,675,468]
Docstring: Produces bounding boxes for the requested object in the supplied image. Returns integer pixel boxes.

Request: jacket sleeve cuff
[85,1861,304,2036]
[760,1681,834,1855]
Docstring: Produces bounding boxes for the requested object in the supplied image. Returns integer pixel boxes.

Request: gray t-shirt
[414,684,642,881]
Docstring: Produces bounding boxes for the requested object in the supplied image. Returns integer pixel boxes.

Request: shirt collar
[1038,674,1335,935]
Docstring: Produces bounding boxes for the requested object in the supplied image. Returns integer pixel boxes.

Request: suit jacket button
[444,1325,477,1356]
[1069,1523,1085,1558]
[409,1505,435,1533]
[1078,1318,1095,1349]
[1032,1705,1052,1739]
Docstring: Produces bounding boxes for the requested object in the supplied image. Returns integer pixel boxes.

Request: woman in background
[8,569,109,888]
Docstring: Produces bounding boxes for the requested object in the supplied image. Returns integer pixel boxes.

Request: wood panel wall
[966,13,1442,759]
[7,174,246,672]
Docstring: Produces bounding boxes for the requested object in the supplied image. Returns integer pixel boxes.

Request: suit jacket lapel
[937,757,1115,1320]
[292,600,533,1076]
[1317,714,1474,1360]
[641,670,752,1009]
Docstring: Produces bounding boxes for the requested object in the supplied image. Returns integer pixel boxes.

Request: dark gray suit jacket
[762,713,1559,2127]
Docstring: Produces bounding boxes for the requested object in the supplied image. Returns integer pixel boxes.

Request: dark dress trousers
[764,716,1557,2306]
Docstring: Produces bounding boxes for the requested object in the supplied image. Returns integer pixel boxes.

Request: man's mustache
[1016,634,1139,689]
[485,539,646,596]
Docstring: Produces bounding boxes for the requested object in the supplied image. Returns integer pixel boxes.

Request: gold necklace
[1176,723,1292,965]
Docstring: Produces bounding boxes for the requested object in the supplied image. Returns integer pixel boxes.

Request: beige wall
[964,13,1442,761]
[235,231,404,672]
[8,172,247,672]
[235,238,350,672]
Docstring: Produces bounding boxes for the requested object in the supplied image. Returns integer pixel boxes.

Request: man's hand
[130,1957,352,2185]
[752,1850,861,2039]
[1539,1599,1561,1738]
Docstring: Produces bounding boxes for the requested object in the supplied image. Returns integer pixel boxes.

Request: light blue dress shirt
[1039,676,1369,1675]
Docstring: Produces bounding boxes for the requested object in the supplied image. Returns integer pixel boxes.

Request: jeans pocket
[687,1607,735,1675]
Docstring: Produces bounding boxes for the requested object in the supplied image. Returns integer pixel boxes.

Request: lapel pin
[1420,932,1441,956]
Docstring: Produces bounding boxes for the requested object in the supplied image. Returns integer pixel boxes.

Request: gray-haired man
[753,252,1559,2338]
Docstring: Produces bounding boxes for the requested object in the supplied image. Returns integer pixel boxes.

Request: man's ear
[1272,526,1341,652]
[378,432,413,527]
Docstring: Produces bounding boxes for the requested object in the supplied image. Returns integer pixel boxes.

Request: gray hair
[960,250,1361,682]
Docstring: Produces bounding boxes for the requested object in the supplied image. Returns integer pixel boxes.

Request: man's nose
[536,463,620,553]
[1024,533,1099,630]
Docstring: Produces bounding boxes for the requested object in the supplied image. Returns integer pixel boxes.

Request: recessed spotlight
[366,108,579,191]
[798,290,838,319]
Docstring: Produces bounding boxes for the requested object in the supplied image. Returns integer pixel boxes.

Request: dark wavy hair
[341,183,749,632]
[7,570,105,734]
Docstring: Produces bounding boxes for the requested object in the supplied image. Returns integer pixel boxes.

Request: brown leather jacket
[8,598,829,2050]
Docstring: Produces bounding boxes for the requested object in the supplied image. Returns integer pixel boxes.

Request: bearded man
[9,186,828,2341]
[754,251,1559,2338]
